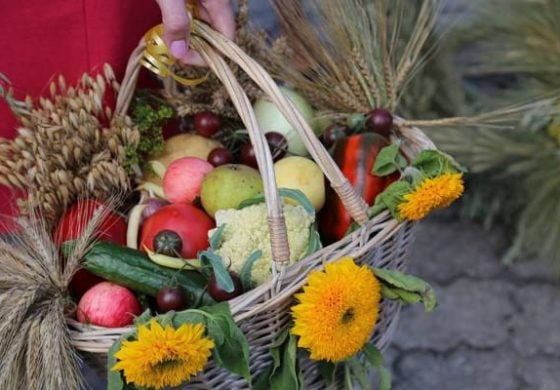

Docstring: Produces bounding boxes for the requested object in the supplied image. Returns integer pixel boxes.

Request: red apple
[77,282,141,327]
[54,199,127,298]
[140,203,214,259]
[163,157,214,204]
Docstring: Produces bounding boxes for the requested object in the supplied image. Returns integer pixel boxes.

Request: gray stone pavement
[388,214,560,390]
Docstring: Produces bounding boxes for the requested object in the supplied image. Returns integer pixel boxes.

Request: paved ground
[387,213,560,390]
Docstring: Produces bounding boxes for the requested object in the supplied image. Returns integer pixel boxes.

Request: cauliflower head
[210,203,315,286]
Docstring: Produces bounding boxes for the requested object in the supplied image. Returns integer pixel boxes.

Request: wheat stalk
[258,0,444,115]
[0,199,118,389]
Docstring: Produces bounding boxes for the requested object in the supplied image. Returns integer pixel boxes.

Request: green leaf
[269,333,300,390]
[394,288,422,305]
[380,284,400,300]
[171,311,205,328]
[317,360,337,385]
[304,227,322,257]
[347,357,370,390]
[133,309,153,326]
[344,364,355,390]
[202,303,251,382]
[209,224,227,250]
[363,344,392,390]
[278,188,315,215]
[373,143,405,177]
[199,250,234,293]
[240,250,263,291]
[158,312,174,327]
[107,340,125,390]
[254,330,302,390]
[238,193,265,209]
[253,366,275,390]
[238,188,315,216]
[374,268,437,312]
[411,149,464,177]
[369,180,413,219]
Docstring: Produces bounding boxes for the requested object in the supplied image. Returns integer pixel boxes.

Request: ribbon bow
[141,4,208,87]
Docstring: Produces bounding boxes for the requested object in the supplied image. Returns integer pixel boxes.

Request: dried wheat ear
[0,64,140,226]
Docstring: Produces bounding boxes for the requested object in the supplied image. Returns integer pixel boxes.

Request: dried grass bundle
[429,100,560,264]
[257,0,443,114]
[0,65,139,226]
[459,0,560,88]
[249,0,539,133]
[425,0,560,265]
[0,199,118,389]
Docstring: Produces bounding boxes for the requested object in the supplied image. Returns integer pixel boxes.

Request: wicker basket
[68,21,436,389]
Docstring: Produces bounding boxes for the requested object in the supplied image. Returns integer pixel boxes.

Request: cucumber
[82,242,215,306]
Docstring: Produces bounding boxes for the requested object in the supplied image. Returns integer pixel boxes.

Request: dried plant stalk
[251,0,443,114]
[0,66,139,226]
[0,199,118,389]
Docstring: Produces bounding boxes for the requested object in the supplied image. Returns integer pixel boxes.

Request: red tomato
[140,203,214,259]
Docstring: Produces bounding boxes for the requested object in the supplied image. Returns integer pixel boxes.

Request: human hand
[155,0,235,66]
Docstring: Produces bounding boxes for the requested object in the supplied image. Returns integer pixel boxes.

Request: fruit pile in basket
[54,87,424,329]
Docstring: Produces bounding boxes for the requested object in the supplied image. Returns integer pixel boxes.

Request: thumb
[156,0,191,61]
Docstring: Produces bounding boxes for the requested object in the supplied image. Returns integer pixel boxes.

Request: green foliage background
[421,0,560,265]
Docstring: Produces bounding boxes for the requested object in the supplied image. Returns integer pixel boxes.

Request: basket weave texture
[68,20,436,389]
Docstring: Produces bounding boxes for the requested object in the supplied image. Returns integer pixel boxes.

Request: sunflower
[291,257,381,362]
[112,319,214,389]
[398,173,464,221]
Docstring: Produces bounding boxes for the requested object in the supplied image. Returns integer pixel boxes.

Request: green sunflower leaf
[133,309,153,326]
[363,344,392,390]
[369,180,413,219]
[317,360,338,385]
[380,284,400,300]
[254,330,302,390]
[412,149,464,177]
[373,142,407,177]
[201,303,251,383]
[107,340,125,390]
[374,268,437,312]
[269,332,300,390]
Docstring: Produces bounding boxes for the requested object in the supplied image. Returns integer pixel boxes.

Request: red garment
[0,0,161,231]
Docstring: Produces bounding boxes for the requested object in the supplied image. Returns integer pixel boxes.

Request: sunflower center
[152,358,183,372]
[341,307,355,324]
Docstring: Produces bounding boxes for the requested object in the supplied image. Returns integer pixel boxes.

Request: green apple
[200,164,264,217]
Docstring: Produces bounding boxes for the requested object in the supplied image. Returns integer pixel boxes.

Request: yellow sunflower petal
[291,257,381,362]
[112,320,214,389]
[398,173,464,221]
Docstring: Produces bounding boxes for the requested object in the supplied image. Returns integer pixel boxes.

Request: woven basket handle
[114,21,373,267]
[191,22,370,225]
[115,38,292,265]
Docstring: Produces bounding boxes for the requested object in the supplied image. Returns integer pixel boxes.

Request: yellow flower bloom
[291,258,381,362]
[398,173,464,221]
[112,319,214,389]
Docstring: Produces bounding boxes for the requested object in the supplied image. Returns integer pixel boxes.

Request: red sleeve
[0,0,161,230]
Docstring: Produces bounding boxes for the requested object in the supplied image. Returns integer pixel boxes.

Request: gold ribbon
[141,4,208,87]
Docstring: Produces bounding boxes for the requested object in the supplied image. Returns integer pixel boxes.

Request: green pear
[201,164,264,218]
